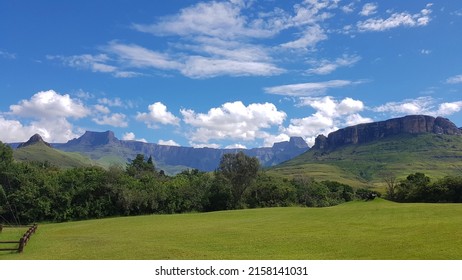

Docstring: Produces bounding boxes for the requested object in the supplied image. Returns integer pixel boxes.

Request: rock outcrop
[312,115,461,150]
[65,131,119,147]
[17,134,51,148]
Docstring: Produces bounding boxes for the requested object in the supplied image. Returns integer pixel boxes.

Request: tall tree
[218,152,260,208]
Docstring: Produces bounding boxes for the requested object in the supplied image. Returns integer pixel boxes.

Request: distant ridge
[52,132,309,172]
[312,115,461,150]
[17,133,51,149]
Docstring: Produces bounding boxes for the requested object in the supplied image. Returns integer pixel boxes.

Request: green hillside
[2,199,462,260]
[269,133,462,189]
[13,142,95,168]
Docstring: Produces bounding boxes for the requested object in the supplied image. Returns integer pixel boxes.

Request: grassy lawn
[1,199,462,260]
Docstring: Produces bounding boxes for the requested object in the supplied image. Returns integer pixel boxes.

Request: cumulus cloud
[225,143,247,149]
[180,101,286,145]
[122,132,147,143]
[0,115,80,143]
[264,80,364,96]
[283,96,372,146]
[158,139,181,146]
[9,90,89,119]
[357,4,432,32]
[136,102,180,128]
[1,90,90,142]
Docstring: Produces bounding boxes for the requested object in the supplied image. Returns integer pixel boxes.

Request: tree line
[384,172,462,203]
[0,142,367,224]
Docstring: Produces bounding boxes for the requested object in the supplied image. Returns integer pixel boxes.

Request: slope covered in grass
[13,142,95,168]
[1,199,462,260]
[270,133,462,189]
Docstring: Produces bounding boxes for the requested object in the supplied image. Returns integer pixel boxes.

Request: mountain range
[11,131,309,173]
[10,114,462,186]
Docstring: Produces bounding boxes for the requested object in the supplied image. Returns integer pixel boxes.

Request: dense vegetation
[1,142,361,224]
[385,172,462,203]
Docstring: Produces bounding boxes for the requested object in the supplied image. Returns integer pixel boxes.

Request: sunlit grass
[1,199,462,260]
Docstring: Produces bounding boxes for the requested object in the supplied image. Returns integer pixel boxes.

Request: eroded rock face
[312,115,461,150]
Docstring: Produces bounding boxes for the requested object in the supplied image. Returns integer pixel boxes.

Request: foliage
[218,151,260,208]
[386,172,462,203]
[0,150,395,224]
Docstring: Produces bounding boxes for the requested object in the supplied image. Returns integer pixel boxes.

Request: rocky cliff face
[64,131,119,146]
[313,115,461,150]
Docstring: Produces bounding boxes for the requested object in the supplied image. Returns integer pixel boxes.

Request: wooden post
[18,237,25,253]
[0,224,3,233]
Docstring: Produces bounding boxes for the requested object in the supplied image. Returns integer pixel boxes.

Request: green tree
[126,154,156,178]
[218,152,260,208]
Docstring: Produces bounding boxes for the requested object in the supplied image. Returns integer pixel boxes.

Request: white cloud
[307,54,361,75]
[0,50,16,59]
[341,3,355,14]
[280,25,327,50]
[357,5,432,32]
[446,74,462,84]
[181,56,284,78]
[94,104,110,114]
[262,133,290,148]
[420,49,431,55]
[190,142,222,149]
[105,42,181,70]
[49,1,355,79]
[283,96,372,146]
[9,90,89,119]
[264,80,364,96]
[0,115,79,143]
[359,3,378,17]
[132,1,276,40]
[225,143,247,149]
[122,132,147,143]
[48,53,142,78]
[92,113,128,127]
[438,102,462,116]
[181,101,286,144]
[98,97,124,107]
[373,96,462,117]
[1,90,91,143]
[136,102,180,128]
[158,139,180,146]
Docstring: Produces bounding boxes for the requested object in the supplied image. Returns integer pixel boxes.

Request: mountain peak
[17,134,51,149]
[313,115,461,150]
[66,130,119,146]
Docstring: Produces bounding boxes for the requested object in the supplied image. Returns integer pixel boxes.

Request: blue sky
[1,0,462,148]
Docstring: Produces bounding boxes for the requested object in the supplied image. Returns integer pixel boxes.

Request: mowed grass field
[1,199,462,260]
